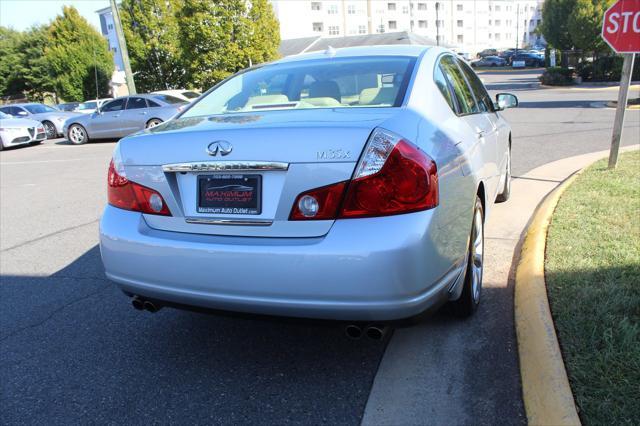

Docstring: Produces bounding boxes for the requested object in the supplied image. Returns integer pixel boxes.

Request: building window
[312,22,323,32]
[112,47,117,53]
[328,4,338,14]
[417,3,426,11]
[388,3,396,11]
[457,20,463,27]
[488,33,492,39]
[402,6,409,14]
[489,19,492,25]
[457,34,463,43]
[495,5,501,12]
[457,4,463,11]
[311,2,321,11]
[495,20,501,26]
[418,20,427,28]
[108,23,113,30]
[377,24,385,33]
[495,33,501,41]
[347,4,356,14]
[358,25,367,34]
[436,20,443,28]
[328,25,340,35]
[537,19,542,26]
[388,20,397,30]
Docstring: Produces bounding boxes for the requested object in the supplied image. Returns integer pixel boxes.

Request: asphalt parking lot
[1,70,639,424]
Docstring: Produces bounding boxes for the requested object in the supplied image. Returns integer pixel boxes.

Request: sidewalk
[361,145,640,425]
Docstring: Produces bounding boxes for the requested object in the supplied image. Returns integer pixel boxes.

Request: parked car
[477,48,498,58]
[0,103,82,139]
[57,102,80,112]
[76,98,112,114]
[99,46,518,326]
[63,94,187,144]
[0,111,46,150]
[511,52,545,67]
[152,89,201,102]
[471,56,507,67]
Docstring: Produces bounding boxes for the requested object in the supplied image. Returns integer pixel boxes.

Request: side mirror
[495,93,518,110]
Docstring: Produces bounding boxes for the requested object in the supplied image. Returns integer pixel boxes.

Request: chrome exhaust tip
[143,300,160,313]
[365,325,388,341]
[345,324,363,340]
[131,296,144,311]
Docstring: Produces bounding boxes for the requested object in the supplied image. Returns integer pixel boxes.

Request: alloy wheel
[68,125,87,144]
[43,122,56,139]
[470,207,484,303]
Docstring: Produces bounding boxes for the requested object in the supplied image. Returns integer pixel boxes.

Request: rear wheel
[496,147,511,203]
[68,124,89,145]
[146,118,163,129]
[42,121,56,139]
[451,196,484,317]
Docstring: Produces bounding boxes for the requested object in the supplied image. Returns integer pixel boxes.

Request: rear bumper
[99,205,462,321]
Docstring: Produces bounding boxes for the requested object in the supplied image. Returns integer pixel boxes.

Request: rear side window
[439,56,478,115]
[126,97,147,110]
[147,99,161,108]
[457,59,494,113]
[434,65,456,112]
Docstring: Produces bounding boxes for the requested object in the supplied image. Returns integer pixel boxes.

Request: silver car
[0,103,81,139]
[100,46,517,325]
[0,111,46,150]
[63,94,187,144]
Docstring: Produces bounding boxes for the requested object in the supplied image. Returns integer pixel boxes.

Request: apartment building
[269,0,545,54]
[96,6,125,71]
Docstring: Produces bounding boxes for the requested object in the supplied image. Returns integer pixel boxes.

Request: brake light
[107,160,171,216]
[289,128,438,220]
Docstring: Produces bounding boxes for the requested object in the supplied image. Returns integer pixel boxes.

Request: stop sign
[602,0,640,53]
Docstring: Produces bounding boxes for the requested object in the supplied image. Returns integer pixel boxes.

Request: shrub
[539,67,575,85]
[577,56,640,82]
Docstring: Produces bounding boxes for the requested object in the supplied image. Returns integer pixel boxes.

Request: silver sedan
[63,94,187,144]
[0,111,46,150]
[100,46,518,325]
[0,103,81,139]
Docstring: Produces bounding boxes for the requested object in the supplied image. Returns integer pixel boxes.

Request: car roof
[4,103,47,107]
[275,45,432,65]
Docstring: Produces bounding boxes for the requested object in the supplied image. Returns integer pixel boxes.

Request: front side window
[23,104,56,114]
[182,56,416,118]
[102,99,125,112]
[439,56,478,115]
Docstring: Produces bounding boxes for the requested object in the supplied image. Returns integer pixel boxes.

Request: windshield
[182,56,415,118]
[24,104,57,114]
[78,102,97,110]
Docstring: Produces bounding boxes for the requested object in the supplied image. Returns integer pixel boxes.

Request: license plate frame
[197,174,262,215]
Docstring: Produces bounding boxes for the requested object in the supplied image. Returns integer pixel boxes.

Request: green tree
[0,27,25,97]
[19,26,56,101]
[119,0,186,92]
[178,0,280,89]
[540,0,577,50]
[568,0,614,55]
[44,6,113,101]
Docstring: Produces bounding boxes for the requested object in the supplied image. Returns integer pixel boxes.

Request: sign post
[601,0,640,169]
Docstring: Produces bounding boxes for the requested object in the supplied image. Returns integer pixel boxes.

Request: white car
[0,111,46,150]
[76,98,113,115]
[152,89,201,102]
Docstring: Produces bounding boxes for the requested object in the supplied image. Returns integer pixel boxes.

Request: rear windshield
[182,56,416,118]
[153,94,186,105]
[182,91,201,99]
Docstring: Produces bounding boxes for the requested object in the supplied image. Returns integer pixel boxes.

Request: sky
[0,0,110,32]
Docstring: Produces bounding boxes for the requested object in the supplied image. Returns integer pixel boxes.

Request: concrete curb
[605,101,640,110]
[514,173,582,426]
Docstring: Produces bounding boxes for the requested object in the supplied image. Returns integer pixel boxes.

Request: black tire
[496,147,511,203]
[68,124,89,145]
[491,63,497,67]
[42,121,57,139]
[450,196,484,317]
[146,118,163,129]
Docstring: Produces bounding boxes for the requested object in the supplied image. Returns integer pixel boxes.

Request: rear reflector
[289,128,438,220]
[107,160,171,216]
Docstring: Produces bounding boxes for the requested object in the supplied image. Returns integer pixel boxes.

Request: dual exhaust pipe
[131,296,161,313]
[345,324,389,341]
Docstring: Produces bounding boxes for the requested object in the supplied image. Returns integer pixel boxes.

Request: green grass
[545,151,640,425]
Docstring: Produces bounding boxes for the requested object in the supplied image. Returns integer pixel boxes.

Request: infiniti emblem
[207,140,233,156]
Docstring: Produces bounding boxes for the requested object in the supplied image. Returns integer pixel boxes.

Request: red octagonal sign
[602,0,640,53]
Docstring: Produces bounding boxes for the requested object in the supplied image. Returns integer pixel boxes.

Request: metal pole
[436,2,440,46]
[93,43,99,100]
[515,3,519,53]
[608,53,635,169]
[110,0,136,95]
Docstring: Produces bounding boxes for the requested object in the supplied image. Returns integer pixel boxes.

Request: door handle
[476,129,485,138]
[139,112,147,115]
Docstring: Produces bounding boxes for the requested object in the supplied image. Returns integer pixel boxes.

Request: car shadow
[55,138,120,146]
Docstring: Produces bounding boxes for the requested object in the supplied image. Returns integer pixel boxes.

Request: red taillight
[107,160,171,216]
[289,128,438,220]
[290,181,347,220]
